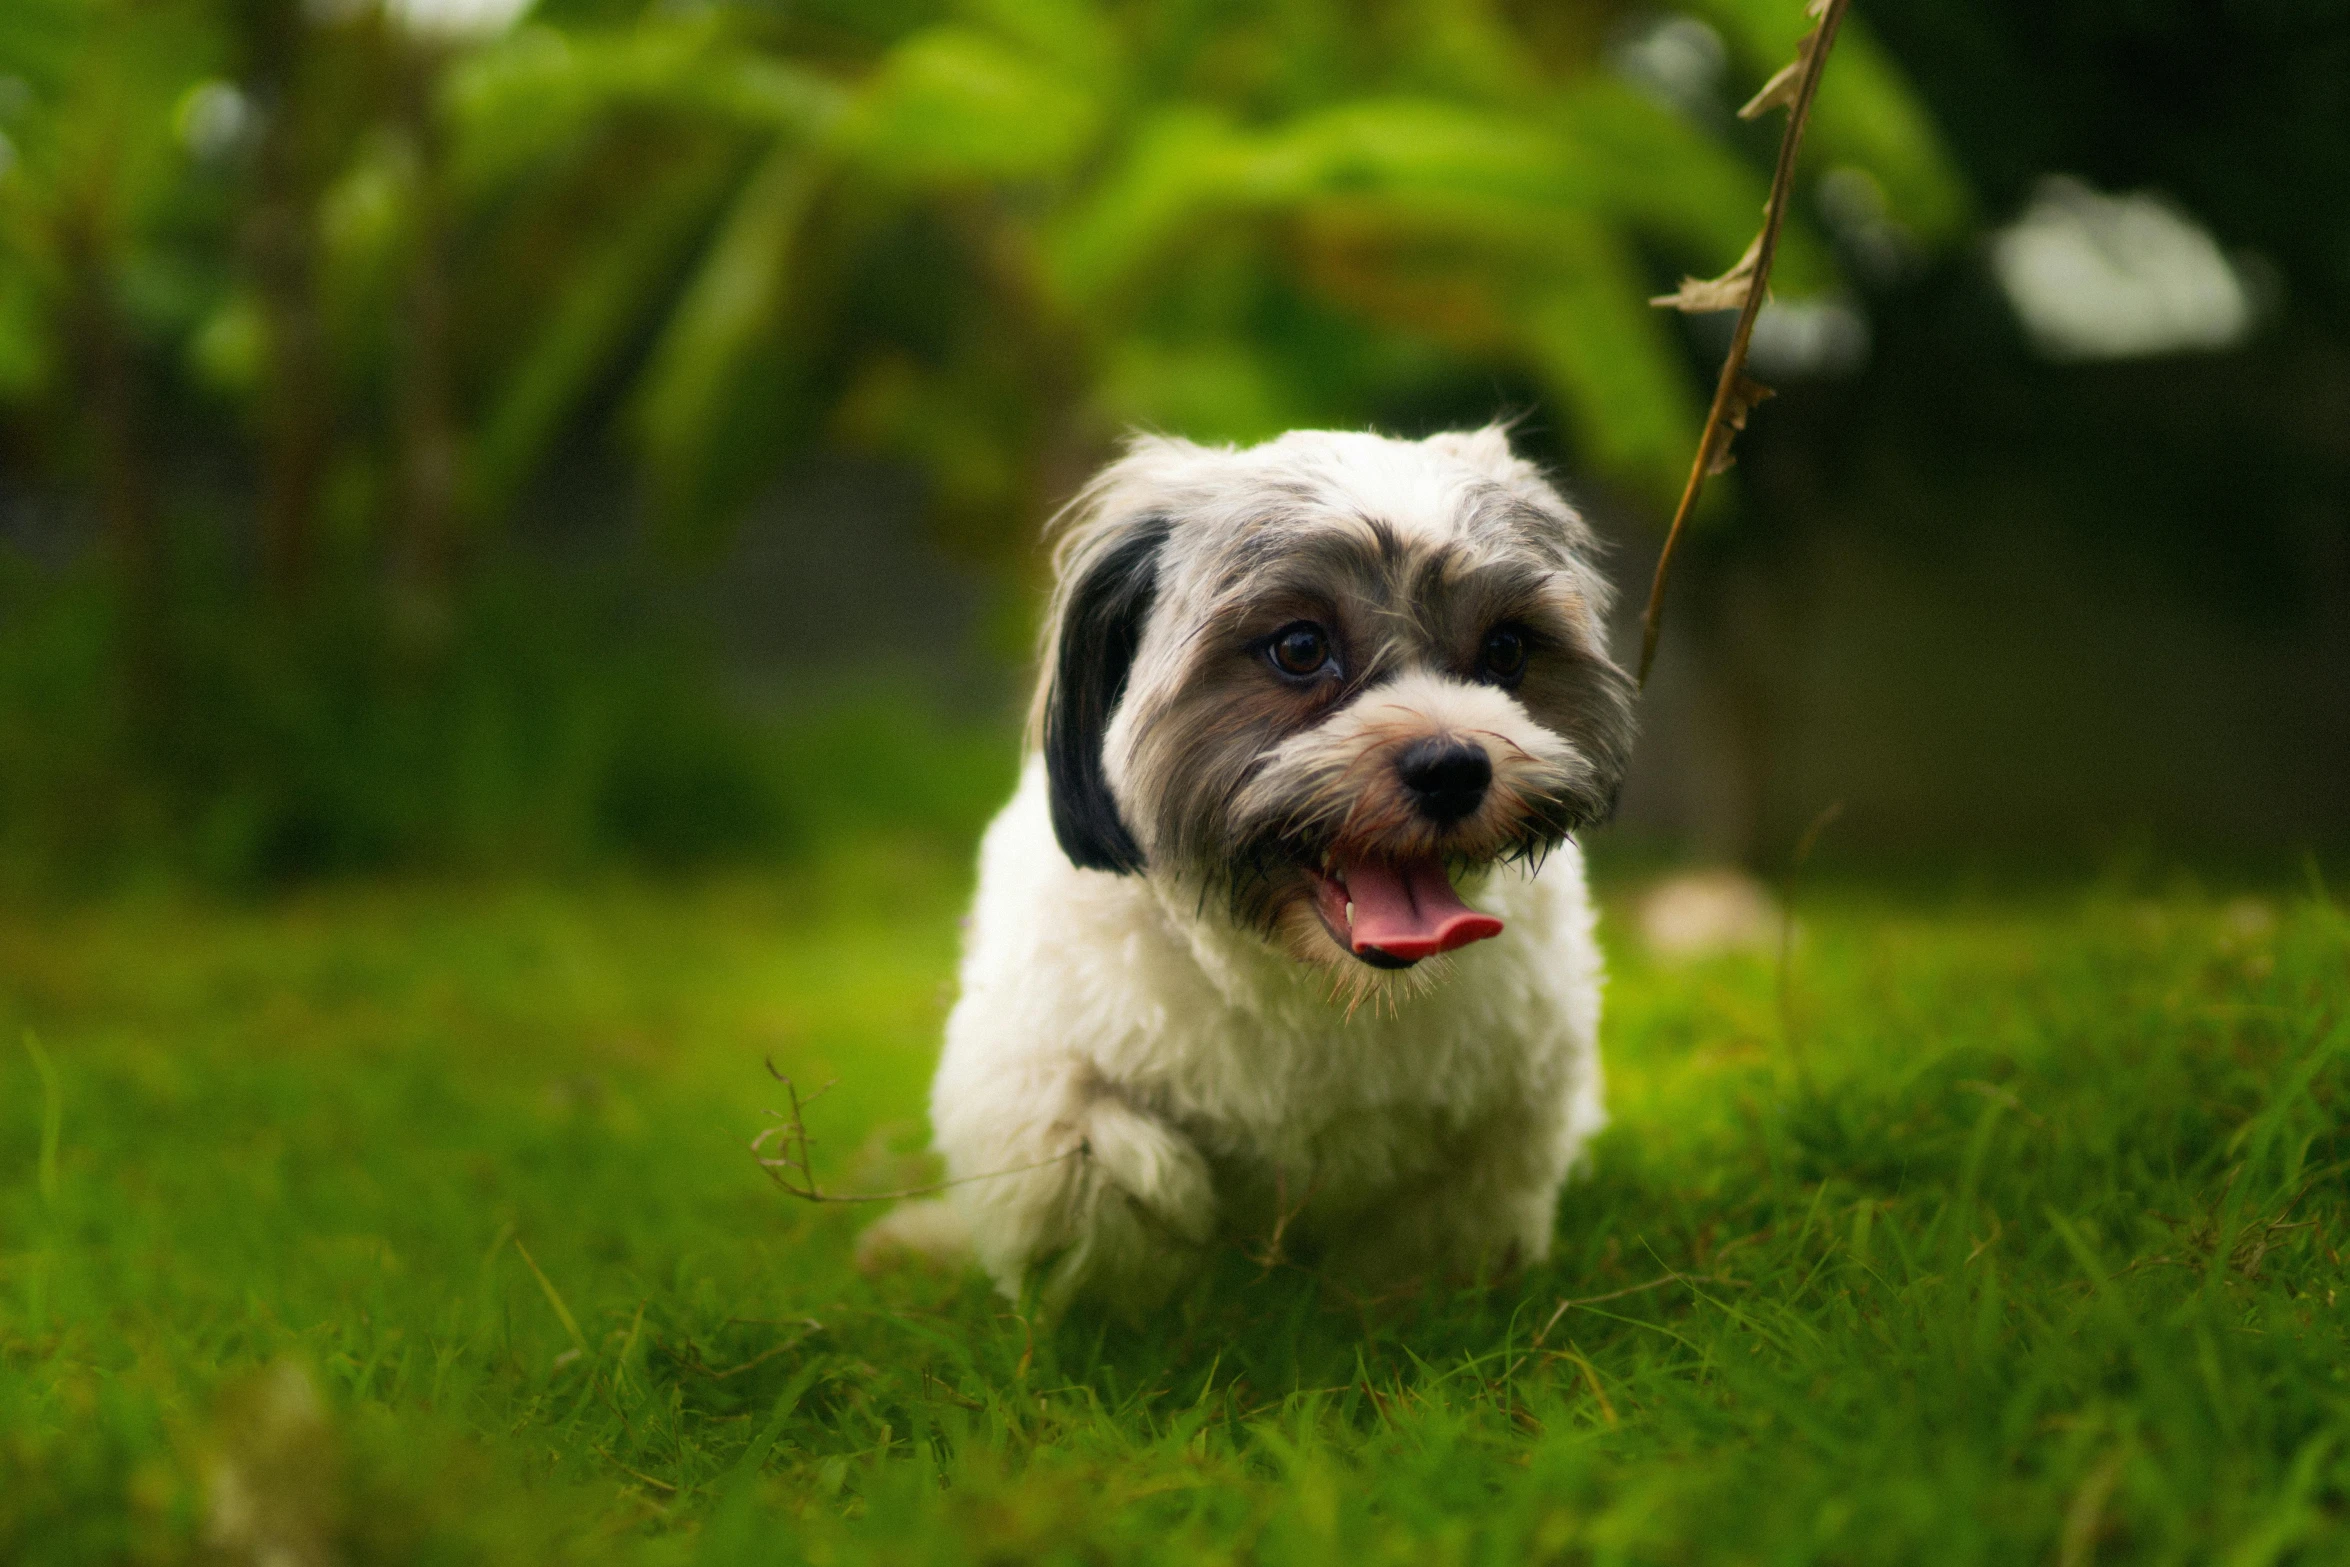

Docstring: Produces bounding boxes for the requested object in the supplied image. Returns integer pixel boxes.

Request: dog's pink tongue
[1341,855,1503,960]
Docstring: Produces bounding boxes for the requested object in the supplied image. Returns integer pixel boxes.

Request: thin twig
[1554,1348,1620,1428]
[595,1449,679,1495]
[754,1060,1084,1204]
[1638,0,1853,686]
[1246,1162,1321,1273]
[2059,1451,2128,1567]
[1538,1271,1736,1338]
[707,1339,810,1381]
[1500,1270,1737,1381]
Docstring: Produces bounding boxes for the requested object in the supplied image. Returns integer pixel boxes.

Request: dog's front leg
[945,1067,1216,1316]
[1317,1107,1569,1288]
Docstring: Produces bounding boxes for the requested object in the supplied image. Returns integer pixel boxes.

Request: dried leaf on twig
[1703,374,1775,474]
[1739,55,1808,120]
[1739,2,1835,119]
[1651,234,1765,315]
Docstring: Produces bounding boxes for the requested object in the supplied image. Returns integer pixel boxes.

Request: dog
[859,426,1635,1314]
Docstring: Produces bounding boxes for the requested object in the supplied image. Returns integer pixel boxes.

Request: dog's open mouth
[1308,853,1504,968]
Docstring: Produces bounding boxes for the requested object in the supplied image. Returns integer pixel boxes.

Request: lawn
[2,848,2346,1565]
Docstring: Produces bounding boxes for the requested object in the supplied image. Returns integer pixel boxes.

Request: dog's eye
[1267,622,1334,679]
[1480,625,1529,682]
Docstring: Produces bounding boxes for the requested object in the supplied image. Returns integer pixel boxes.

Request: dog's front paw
[939,1071,1217,1313]
[1076,1093,1216,1246]
[1016,1094,1216,1318]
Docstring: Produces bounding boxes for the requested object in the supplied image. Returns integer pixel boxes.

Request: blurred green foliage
[0,0,1964,887]
[0,0,1965,526]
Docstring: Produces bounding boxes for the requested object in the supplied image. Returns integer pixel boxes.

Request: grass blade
[21,1028,59,1207]
[512,1236,590,1358]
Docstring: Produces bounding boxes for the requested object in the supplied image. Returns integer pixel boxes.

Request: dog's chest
[1105,963,1560,1153]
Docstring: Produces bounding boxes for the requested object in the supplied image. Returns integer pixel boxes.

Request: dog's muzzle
[1303,740,1508,966]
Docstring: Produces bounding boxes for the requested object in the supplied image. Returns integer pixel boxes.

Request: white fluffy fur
[867,427,1619,1315]
[917,760,1608,1312]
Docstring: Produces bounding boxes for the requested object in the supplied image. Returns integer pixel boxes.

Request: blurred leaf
[1558,82,1833,291]
[0,287,48,403]
[470,142,732,515]
[833,350,1026,528]
[958,0,1121,86]
[445,18,844,199]
[188,289,264,395]
[1044,106,1248,310]
[1800,24,1970,238]
[844,24,1100,183]
[318,131,418,318]
[1521,218,1704,501]
[1096,337,1295,445]
[0,0,230,429]
[632,140,818,524]
[0,0,86,91]
[1050,99,1603,310]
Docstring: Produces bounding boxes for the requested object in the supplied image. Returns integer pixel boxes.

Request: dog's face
[1036,427,1634,977]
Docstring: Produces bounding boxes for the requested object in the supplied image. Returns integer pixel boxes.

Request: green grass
[2,852,2346,1565]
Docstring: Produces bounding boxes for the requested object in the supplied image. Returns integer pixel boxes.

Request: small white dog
[863,426,1636,1315]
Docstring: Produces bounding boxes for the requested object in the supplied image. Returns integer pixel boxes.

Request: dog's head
[1033,427,1634,976]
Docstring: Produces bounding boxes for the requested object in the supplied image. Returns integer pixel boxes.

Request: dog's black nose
[1396,739,1491,824]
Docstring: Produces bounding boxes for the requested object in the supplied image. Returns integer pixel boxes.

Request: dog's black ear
[1043,513,1172,874]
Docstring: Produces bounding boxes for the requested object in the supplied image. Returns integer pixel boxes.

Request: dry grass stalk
[755,1060,1081,1203]
[1638,0,1853,686]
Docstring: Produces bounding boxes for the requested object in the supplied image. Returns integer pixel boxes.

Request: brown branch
[753,1061,1083,1204]
[1637,0,1853,687]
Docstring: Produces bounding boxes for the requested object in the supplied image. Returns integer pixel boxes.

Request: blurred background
[0,0,2342,895]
